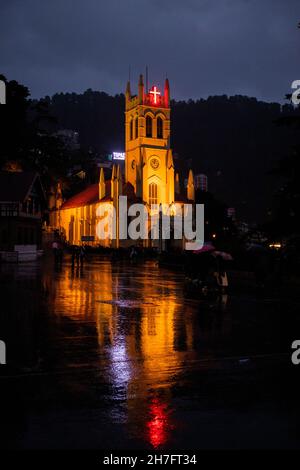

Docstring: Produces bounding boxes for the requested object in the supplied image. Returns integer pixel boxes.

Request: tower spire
[187,169,195,201]
[138,74,144,103]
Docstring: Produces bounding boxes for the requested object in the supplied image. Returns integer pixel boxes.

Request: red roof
[61,181,139,210]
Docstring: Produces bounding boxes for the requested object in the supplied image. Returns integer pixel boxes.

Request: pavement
[1,255,300,449]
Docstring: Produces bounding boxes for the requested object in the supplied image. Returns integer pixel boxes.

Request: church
[50,76,196,248]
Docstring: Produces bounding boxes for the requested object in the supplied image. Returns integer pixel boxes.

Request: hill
[43,90,299,222]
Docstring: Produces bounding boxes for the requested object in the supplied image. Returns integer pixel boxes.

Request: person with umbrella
[213,254,229,293]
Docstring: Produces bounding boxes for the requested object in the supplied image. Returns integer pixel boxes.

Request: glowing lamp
[269,242,282,250]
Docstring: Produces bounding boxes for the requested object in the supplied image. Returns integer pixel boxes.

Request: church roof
[61,181,139,210]
[61,183,103,209]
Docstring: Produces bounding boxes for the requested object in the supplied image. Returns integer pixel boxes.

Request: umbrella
[193,242,216,254]
[212,251,233,261]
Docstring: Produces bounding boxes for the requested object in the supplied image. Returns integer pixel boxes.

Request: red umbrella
[212,251,233,261]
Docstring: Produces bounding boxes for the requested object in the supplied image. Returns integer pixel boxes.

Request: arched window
[157,116,163,139]
[149,183,158,206]
[146,115,153,138]
[135,117,138,139]
[130,119,133,140]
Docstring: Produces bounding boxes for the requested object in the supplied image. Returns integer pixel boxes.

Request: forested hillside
[43,90,298,222]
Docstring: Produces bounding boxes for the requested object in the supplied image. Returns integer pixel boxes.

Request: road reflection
[147,398,169,448]
[1,255,294,449]
[43,257,231,447]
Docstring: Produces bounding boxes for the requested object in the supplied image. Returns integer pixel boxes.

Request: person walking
[52,240,59,263]
[215,255,229,293]
[79,245,86,266]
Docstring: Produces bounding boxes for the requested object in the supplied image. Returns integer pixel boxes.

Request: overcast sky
[1,0,299,102]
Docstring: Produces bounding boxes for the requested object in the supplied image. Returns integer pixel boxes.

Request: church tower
[125,75,174,206]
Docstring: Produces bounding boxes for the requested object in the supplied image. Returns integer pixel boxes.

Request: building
[54,129,80,151]
[227,207,236,220]
[0,171,46,261]
[125,76,175,204]
[50,76,196,249]
[195,174,208,192]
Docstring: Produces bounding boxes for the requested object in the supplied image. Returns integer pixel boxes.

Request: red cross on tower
[149,86,161,104]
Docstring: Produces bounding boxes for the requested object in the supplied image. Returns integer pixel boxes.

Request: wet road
[1,255,300,449]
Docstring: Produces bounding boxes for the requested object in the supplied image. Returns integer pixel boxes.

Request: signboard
[112,152,125,161]
[81,236,95,242]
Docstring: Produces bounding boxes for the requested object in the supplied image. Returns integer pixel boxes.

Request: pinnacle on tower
[56,182,63,209]
[99,167,105,200]
[57,181,62,196]
[187,169,195,201]
[111,164,116,198]
[116,164,122,195]
[116,164,122,181]
[164,78,170,107]
[138,74,144,103]
[126,80,131,99]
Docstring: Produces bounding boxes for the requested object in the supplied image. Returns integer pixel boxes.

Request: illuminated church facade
[50,76,196,248]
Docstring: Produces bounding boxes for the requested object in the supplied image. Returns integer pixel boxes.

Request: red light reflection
[147,399,168,448]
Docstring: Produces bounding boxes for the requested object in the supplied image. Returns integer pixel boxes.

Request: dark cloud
[0,0,299,101]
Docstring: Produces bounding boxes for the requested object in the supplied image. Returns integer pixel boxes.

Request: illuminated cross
[150,86,161,104]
